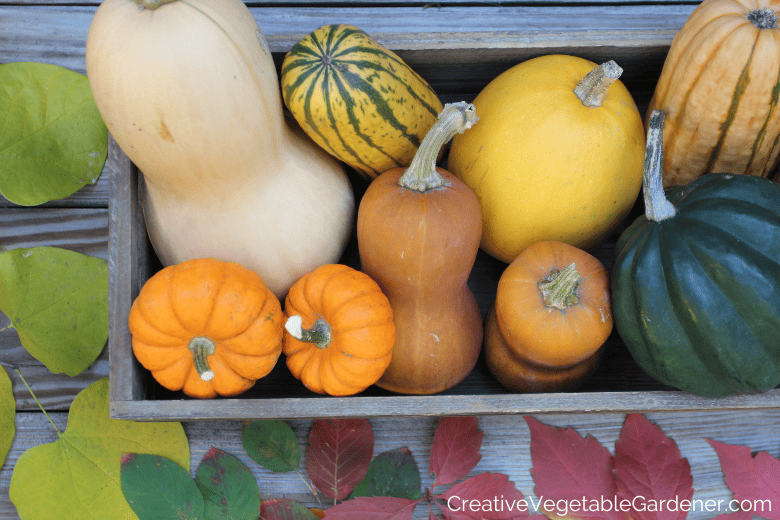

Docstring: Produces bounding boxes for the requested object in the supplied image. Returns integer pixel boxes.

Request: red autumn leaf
[708,439,780,520]
[307,418,374,500]
[436,471,529,520]
[430,416,484,488]
[613,414,693,520]
[711,512,754,520]
[322,496,419,520]
[525,416,622,520]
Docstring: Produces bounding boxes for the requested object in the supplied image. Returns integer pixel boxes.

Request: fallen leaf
[0,246,107,376]
[0,62,107,206]
[307,418,374,500]
[350,447,421,500]
[436,471,529,520]
[8,378,189,520]
[242,419,301,473]
[195,447,261,519]
[0,367,14,468]
[121,453,204,520]
[322,496,419,520]
[613,414,693,520]
[260,498,320,520]
[525,416,620,520]
[430,416,483,488]
[708,438,780,520]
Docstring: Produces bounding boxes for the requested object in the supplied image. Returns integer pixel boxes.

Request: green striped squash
[281,25,443,181]
[647,0,780,187]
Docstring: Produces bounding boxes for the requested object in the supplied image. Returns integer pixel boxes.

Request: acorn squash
[612,110,780,397]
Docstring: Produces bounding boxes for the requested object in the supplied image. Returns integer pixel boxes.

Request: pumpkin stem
[188,337,217,382]
[398,102,479,192]
[643,110,677,222]
[747,9,776,29]
[134,0,177,9]
[574,61,622,107]
[285,315,331,349]
[538,263,582,309]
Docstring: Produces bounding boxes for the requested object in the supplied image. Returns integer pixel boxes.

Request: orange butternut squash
[357,102,483,395]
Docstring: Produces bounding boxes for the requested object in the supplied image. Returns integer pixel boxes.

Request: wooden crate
[107,3,780,421]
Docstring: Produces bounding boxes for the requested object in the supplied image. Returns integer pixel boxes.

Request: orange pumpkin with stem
[485,241,612,393]
[283,264,395,396]
[357,102,483,395]
[128,258,283,399]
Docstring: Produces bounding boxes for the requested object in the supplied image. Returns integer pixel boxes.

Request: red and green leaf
[707,438,780,520]
[195,447,261,520]
[430,416,483,488]
[322,496,419,520]
[121,453,204,520]
[350,447,421,500]
[613,414,693,520]
[525,416,619,520]
[260,498,321,520]
[307,419,374,500]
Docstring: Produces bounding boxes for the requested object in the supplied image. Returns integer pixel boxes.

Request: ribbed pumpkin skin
[283,264,395,396]
[281,24,444,180]
[648,0,780,186]
[612,173,780,397]
[128,258,284,399]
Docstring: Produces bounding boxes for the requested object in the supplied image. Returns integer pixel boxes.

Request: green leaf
[349,447,422,500]
[0,62,107,206]
[9,379,190,520]
[0,367,15,467]
[195,447,261,519]
[0,247,108,376]
[242,420,300,473]
[122,453,204,520]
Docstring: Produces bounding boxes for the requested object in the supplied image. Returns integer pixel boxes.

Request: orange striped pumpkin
[648,0,780,186]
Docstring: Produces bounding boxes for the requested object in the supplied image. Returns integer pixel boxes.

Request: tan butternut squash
[85,0,355,298]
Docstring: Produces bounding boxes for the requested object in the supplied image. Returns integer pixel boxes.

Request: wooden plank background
[3,1,780,519]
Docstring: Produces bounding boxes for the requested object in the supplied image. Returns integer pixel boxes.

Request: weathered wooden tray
[107,4,780,420]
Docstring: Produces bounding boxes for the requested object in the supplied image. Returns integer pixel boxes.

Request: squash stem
[398,102,479,192]
[188,337,217,381]
[747,9,776,29]
[134,0,177,9]
[574,61,622,107]
[538,263,581,310]
[285,316,331,349]
[643,110,677,222]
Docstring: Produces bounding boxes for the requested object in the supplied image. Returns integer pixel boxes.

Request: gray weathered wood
[0,4,694,75]
[0,410,776,519]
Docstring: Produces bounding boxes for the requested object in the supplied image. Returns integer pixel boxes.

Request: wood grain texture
[0,410,777,519]
[0,4,694,74]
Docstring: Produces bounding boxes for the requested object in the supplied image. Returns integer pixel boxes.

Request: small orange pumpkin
[485,241,612,393]
[283,264,395,396]
[128,258,284,399]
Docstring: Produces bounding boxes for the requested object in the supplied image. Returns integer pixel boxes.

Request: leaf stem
[12,366,61,435]
[296,470,323,508]
[0,325,10,333]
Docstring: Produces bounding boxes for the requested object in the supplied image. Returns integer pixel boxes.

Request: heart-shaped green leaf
[242,420,300,473]
[122,453,204,520]
[195,447,261,519]
[9,379,190,520]
[0,246,108,376]
[0,367,15,468]
[0,62,107,206]
[349,447,421,500]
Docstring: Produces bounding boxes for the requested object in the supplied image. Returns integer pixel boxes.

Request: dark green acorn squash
[612,110,780,397]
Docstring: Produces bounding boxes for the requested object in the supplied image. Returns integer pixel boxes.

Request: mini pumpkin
[485,241,611,393]
[128,258,284,399]
[283,264,395,396]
